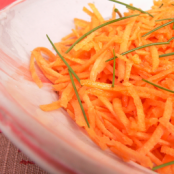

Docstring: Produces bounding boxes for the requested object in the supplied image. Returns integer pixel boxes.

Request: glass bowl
[0,0,156,173]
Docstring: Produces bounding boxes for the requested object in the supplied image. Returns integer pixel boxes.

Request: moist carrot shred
[60,83,75,108]
[150,45,160,72]
[161,146,174,157]
[40,101,61,111]
[88,3,104,23]
[118,18,136,82]
[30,1,174,172]
[159,97,173,124]
[138,125,164,155]
[112,98,130,128]
[128,85,146,131]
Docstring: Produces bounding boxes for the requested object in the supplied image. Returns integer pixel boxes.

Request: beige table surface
[0,132,50,174]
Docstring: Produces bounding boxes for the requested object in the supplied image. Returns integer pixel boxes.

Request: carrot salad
[30,0,174,173]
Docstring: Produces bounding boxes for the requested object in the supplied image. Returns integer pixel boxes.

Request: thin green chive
[112,49,116,88]
[109,0,153,17]
[152,161,174,171]
[159,52,174,58]
[156,18,174,22]
[114,8,118,12]
[114,8,122,18]
[126,5,135,11]
[159,3,163,8]
[46,35,80,83]
[65,14,139,53]
[68,70,90,128]
[106,42,169,62]
[142,20,174,37]
[168,37,174,42]
[142,79,174,94]
[172,23,174,29]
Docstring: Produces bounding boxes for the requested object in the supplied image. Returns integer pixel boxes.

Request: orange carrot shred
[138,125,164,155]
[88,3,104,23]
[40,101,61,111]
[30,2,174,172]
[159,97,173,124]
[128,85,146,131]
[60,83,75,108]
[113,98,130,128]
[110,141,153,168]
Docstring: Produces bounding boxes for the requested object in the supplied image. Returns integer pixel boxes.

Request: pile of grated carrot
[30,0,174,173]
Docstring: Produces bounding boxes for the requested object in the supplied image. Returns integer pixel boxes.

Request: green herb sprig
[65,14,139,53]
[152,161,174,171]
[126,5,135,11]
[112,49,116,88]
[142,79,174,94]
[156,18,174,22]
[142,20,174,37]
[114,8,122,18]
[106,42,169,62]
[46,35,80,83]
[109,0,153,17]
[168,37,174,42]
[68,70,90,128]
[158,37,174,58]
[159,52,174,58]
[159,4,163,8]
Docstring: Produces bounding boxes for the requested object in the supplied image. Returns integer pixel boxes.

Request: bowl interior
[0,0,155,174]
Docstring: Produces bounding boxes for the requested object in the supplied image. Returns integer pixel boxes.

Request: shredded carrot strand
[29,1,174,172]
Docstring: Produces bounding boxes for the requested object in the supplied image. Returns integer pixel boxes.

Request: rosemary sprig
[168,37,174,42]
[114,8,122,18]
[156,18,174,22]
[46,35,80,83]
[65,14,139,53]
[112,49,116,88]
[159,52,174,58]
[106,42,169,62]
[142,20,174,37]
[68,70,90,128]
[153,161,174,171]
[109,0,153,17]
[142,79,174,94]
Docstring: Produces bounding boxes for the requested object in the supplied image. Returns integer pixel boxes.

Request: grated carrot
[90,51,111,81]
[159,97,173,124]
[150,45,160,72]
[110,141,153,168]
[88,3,104,23]
[30,1,174,172]
[113,98,129,128]
[118,18,136,82]
[128,85,146,131]
[60,83,75,108]
[74,31,98,51]
[138,125,164,154]
[147,152,162,166]
[161,146,174,157]
[40,101,61,111]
